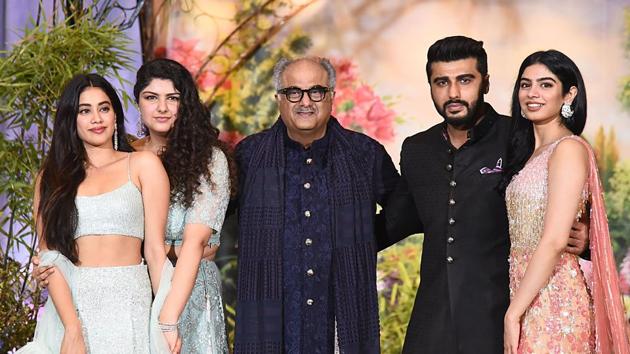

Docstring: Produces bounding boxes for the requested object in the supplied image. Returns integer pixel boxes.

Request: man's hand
[566,220,589,255]
[201,244,219,261]
[32,255,55,288]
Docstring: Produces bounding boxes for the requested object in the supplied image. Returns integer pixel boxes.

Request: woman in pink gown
[502,50,629,354]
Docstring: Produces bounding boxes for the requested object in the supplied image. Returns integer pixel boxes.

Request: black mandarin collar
[282,118,331,159]
[441,103,500,146]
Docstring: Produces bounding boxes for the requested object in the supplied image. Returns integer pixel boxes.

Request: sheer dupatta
[16,251,74,354]
[577,137,630,353]
[150,259,175,354]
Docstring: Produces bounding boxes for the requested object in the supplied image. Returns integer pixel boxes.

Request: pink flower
[166,38,233,91]
[330,58,358,89]
[167,38,206,75]
[154,46,167,59]
[197,71,232,91]
[619,249,630,294]
[331,77,396,143]
[365,96,395,142]
[219,130,244,149]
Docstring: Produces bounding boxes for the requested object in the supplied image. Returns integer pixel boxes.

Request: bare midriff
[75,235,143,267]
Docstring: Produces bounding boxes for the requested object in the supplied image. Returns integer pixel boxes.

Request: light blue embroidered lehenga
[165,148,230,354]
[17,154,165,354]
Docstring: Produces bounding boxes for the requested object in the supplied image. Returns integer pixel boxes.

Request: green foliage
[604,130,620,186]
[594,126,606,172]
[0,137,40,284]
[0,258,43,350]
[218,256,238,353]
[377,234,423,354]
[0,14,134,130]
[211,31,312,136]
[591,127,628,264]
[0,12,135,350]
[621,8,630,110]
[592,126,620,190]
[607,162,630,264]
[621,78,630,111]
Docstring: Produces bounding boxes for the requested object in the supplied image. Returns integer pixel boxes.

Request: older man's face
[276,59,333,146]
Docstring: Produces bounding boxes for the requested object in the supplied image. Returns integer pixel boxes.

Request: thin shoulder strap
[545,134,581,157]
[548,134,590,167]
[550,134,579,148]
[127,153,132,182]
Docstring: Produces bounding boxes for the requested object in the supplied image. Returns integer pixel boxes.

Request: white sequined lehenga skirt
[16,252,160,354]
[73,264,152,354]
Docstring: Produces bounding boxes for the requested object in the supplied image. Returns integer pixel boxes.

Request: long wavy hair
[133,58,236,207]
[38,74,132,262]
[499,50,587,193]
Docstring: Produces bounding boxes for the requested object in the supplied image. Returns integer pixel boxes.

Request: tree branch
[195,0,276,80]
[202,0,318,104]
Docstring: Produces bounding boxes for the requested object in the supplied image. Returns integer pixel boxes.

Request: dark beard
[435,93,485,129]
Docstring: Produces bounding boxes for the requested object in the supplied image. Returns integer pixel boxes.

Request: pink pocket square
[479,158,503,174]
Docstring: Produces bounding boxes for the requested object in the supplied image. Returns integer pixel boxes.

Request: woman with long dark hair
[18,74,170,354]
[502,50,629,353]
[131,58,235,353]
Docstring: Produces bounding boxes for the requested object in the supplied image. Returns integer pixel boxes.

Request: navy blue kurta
[283,133,335,353]
[234,117,400,354]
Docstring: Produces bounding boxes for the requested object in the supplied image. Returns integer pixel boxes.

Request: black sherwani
[383,104,512,354]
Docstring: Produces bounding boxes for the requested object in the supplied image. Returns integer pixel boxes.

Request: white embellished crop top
[74,154,144,240]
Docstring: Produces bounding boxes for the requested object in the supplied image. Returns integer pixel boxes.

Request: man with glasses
[233,56,399,354]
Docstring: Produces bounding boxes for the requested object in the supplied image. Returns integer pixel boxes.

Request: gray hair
[272,56,336,91]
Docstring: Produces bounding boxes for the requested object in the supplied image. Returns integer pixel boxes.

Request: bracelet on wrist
[158,321,179,332]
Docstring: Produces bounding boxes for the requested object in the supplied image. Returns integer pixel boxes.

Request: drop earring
[114,123,119,150]
[137,115,145,137]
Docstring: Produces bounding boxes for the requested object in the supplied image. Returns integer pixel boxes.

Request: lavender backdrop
[0,0,144,264]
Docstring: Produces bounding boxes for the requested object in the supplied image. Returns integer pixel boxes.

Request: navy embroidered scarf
[234,118,381,354]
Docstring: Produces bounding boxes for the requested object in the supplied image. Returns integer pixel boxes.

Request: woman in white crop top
[18,74,171,354]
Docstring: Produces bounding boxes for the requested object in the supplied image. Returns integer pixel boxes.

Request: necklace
[143,136,166,155]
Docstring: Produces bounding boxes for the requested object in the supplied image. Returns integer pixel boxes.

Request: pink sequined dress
[506,136,595,353]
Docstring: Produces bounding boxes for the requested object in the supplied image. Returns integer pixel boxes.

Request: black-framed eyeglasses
[277,85,332,103]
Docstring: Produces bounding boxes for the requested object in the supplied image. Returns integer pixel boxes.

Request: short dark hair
[426,36,488,81]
